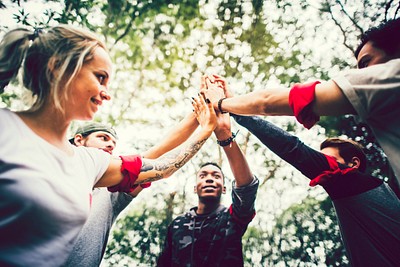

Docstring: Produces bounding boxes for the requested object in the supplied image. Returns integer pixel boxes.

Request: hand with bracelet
[201,75,236,146]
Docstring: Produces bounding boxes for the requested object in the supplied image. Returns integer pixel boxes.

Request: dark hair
[68,132,91,145]
[355,18,400,59]
[198,162,225,184]
[320,138,367,172]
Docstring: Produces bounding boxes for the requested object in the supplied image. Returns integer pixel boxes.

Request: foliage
[268,196,349,266]
[1,0,398,266]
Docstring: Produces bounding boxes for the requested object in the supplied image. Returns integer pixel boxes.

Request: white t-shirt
[333,58,400,183]
[0,108,111,266]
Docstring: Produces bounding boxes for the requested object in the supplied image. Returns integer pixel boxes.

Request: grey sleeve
[332,59,400,121]
[110,192,134,220]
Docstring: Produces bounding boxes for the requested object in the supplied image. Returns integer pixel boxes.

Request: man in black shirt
[158,110,259,267]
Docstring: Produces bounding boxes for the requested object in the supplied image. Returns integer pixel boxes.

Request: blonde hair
[0,24,107,112]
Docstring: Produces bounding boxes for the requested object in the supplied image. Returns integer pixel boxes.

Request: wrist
[214,128,231,140]
[218,98,228,114]
[217,130,239,147]
[199,127,214,138]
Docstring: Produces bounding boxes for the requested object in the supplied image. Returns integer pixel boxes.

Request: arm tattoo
[140,137,207,182]
[141,174,164,183]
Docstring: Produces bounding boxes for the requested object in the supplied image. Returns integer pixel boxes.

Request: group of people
[0,15,399,267]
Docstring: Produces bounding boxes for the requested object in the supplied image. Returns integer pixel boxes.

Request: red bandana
[309,155,356,187]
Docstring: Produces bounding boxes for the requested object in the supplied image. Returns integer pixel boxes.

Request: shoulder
[0,108,18,126]
[73,146,111,161]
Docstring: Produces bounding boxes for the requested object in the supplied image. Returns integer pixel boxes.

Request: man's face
[357,41,394,69]
[75,131,117,154]
[194,164,226,200]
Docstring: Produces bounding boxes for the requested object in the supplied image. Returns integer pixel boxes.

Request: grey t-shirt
[332,58,400,183]
[333,183,400,266]
[64,188,133,267]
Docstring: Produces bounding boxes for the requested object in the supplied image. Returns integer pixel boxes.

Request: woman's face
[67,47,113,120]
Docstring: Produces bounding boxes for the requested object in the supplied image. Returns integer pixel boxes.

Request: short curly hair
[355,18,400,59]
[198,162,225,184]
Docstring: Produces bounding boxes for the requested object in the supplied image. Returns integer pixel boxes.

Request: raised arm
[95,92,217,187]
[142,112,199,159]
[231,114,328,179]
[214,112,253,187]
[208,78,258,221]
[204,75,355,117]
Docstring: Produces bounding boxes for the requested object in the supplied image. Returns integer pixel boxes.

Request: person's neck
[17,106,73,154]
[196,199,221,215]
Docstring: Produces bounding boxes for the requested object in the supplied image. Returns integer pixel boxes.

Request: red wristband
[108,154,142,193]
[140,182,152,189]
[289,81,321,129]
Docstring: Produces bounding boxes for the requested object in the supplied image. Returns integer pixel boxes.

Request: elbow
[260,101,271,115]
[257,92,275,115]
[260,90,291,116]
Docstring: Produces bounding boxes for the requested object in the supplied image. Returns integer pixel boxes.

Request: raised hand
[192,92,217,134]
[199,75,231,138]
[210,74,234,98]
[201,75,233,113]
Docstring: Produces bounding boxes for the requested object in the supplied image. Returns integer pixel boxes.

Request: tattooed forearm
[174,152,190,169]
[156,137,208,177]
[141,174,164,183]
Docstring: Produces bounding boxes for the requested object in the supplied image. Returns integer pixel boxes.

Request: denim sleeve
[232,114,329,179]
[231,176,259,221]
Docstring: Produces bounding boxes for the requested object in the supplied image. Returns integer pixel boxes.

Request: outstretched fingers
[212,74,234,98]
[192,92,217,132]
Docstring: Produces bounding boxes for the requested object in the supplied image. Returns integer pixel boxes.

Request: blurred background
[1,0,398,266]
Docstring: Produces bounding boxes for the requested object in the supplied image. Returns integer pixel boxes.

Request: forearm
[218,88,292,116]
[143,113,199,159]
[232,114,327,178]
[135,128,212,184]
[215,129,253,187]
[128,186,143,197]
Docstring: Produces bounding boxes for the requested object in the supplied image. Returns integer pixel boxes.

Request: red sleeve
[289,81,321,129]
[108,154,144,193]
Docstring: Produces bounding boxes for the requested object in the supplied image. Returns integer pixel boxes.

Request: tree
[268,196,349,266]
[1,0,397,266]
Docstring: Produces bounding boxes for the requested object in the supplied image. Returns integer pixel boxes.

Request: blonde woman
[0,25,216,266]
